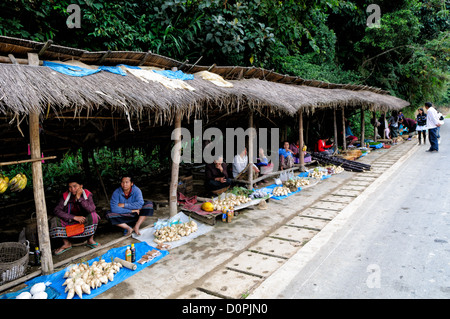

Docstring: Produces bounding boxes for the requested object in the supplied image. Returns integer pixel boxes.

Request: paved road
[277,122,450,299]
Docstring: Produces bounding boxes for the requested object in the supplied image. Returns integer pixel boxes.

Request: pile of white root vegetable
[62,259,123,299]
[153,220,198,244]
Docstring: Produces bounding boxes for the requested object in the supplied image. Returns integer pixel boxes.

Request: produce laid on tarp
[153,220,198,244]
[132,212,214,249]
[12,242,168,300]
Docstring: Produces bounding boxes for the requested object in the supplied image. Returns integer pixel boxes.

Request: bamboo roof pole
[298,110,306,172]
[341,107,347,151]
[28,52,53,275]
[333,108,339,154]
[248,110,254,190]
[361,107,365,147]
[169,112,182,217]
[373,111,378,142]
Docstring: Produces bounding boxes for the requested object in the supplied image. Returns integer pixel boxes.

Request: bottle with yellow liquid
[125,246,132,262]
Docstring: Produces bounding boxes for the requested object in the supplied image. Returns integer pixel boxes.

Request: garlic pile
[153,220,198,244]
[308,168,327,179]
[284,178,310,188]
[211,194,252,211]
[272,186,291,196]
[62,259,123,299]
[325,165,344,174]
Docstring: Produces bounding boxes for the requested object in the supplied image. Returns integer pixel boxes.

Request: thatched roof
[0,35,409,123]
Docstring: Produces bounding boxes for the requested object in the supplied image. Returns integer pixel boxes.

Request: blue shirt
[279,148,293,158]
[110,185,144,214]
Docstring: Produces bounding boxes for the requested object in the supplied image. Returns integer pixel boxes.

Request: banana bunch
[8,173,27,192]
[0,174,9,194]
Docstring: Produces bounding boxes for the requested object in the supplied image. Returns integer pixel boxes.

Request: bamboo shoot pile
[312,152,371,172]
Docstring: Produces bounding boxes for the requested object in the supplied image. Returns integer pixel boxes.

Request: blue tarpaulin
[43,61,127,77]
[20,242,168,299]
[153,70,194,81]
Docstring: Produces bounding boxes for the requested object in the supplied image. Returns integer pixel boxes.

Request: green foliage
[0,0,448,109]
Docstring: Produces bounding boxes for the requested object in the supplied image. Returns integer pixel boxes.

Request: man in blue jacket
[106,175,153,236]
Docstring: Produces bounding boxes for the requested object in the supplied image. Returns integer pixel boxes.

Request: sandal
[86,242,100,249]
[54,246,72,256]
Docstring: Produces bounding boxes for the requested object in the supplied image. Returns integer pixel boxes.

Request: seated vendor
[345,119,358,146]
[105,175,153,236]
[205,155,231,192]
[289,140,301,163]
[279,141,295,170]
[49,174,101,255]
[315,137,334,155]
[232,147,259,179]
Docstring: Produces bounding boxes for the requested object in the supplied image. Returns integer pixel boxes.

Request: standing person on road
[424,102,442,152]
[388,111,400,145]
[416,108,427,145]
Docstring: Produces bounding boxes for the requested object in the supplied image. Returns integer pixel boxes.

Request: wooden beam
[8,54,18,64]
[333,108,339,152]
[360,107,365,147]
[299,110,306,172]
[98,50,111,65]
[342,107,347,151]
[248,111,254,190]
[0,156,56,166]
[0,56,43,65]
[28,53,53,275]
[38,40,53,57]
[169,112,182,217]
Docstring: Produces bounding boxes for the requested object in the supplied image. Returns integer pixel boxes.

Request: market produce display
[308,167,327,179]
[272,186,291,197]
[284,177,310,188]
[312,152,371,172]
[15,282,48,299]
[249,189,269,199]
[210,193,252,211]
[0,174,9,194]
[62,259,123,299]
[325,165,344,175]
[153,220,198,244]
[6,173,27,192]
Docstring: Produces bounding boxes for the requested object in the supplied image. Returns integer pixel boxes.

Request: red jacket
[315,139,333,152]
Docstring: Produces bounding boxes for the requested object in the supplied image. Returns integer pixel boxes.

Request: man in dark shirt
[205,156,231,192]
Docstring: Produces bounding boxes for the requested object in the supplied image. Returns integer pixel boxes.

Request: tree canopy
[0,0,448,108]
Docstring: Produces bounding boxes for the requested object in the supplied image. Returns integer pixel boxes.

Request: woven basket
[0,242,29,285]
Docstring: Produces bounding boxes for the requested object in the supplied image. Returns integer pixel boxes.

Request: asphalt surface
[269,121,450,298]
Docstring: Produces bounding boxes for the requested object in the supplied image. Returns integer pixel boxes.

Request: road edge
[248,142,419,299]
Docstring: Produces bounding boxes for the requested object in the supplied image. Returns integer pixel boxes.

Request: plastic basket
[0,242,29,285]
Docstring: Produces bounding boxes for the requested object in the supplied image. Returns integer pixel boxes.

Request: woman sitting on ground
[106,175,153,236]
[315,136,334,155]
[279,141,295,170]
[49,174,101,255]
[205,155,231,193]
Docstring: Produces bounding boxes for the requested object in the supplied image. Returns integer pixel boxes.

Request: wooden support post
[333,108,339,153]
[341,107,347,150]
[298,110,306,172]
[360,108,365,146]
[28,52,53,275]
[383,111,387,139]
[248,111,254,190]
[169,112,182,217]
[373,111,377,142]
